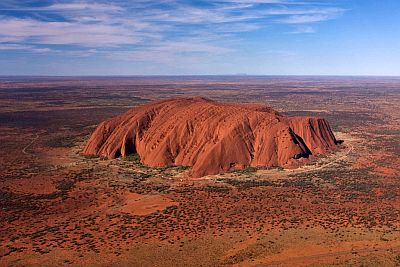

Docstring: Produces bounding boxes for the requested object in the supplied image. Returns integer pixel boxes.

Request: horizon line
[1,74,400,78]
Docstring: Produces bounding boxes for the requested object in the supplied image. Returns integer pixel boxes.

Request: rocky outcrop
[83,97,338,177]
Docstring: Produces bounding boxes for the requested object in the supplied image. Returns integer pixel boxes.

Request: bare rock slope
[83,98,338,177]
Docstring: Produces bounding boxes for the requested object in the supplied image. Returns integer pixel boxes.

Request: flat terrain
[0,76,399,266]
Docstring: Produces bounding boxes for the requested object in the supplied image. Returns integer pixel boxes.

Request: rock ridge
[83,97,338,177]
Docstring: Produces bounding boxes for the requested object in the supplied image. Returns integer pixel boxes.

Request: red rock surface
[83,98,338,177]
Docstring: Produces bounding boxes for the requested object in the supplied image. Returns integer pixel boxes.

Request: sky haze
[0,0,399,76]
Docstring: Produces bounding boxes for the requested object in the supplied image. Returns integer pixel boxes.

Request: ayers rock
[83,97,338,177]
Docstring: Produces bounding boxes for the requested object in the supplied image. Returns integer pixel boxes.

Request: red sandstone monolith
[83,97,338,177]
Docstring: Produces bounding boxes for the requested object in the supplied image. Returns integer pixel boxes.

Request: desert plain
[0,76,399,266]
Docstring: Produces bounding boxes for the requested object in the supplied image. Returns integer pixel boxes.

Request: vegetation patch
[233,167,258,174]
[123,153,141,163]
[83,154,100,159]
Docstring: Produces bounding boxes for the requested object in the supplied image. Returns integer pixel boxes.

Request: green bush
[124,153,141,163]
[83,154,99,159]
[234,167,258,174]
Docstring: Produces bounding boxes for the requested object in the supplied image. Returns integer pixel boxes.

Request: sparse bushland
[233,167,258,174]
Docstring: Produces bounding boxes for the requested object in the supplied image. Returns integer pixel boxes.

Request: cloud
[276,7,345,24]
[0,17,142,46]
[44,3,123,12]
[0,43,51,52]
[108,40,233,65]
[0,2,123,12]
[219,0,302,3]
[0,0,346,57]
[280,14,332,23]
[262,7,345,16]
[287,25,316,34]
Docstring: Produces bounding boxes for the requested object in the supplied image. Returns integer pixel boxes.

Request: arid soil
[83,97,338,177]
[0,76,399,267]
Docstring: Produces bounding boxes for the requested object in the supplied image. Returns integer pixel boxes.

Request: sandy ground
[1,77,399,266]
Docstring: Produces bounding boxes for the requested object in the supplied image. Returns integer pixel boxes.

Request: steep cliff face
[83,97,338,177]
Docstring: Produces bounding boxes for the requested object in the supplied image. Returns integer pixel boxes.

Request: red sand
[119,191,177,216]
[0,175,58,195]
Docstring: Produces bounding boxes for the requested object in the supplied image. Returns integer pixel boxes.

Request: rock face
[83,97,338,177]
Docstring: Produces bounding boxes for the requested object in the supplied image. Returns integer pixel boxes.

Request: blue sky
[0,0,399,76]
